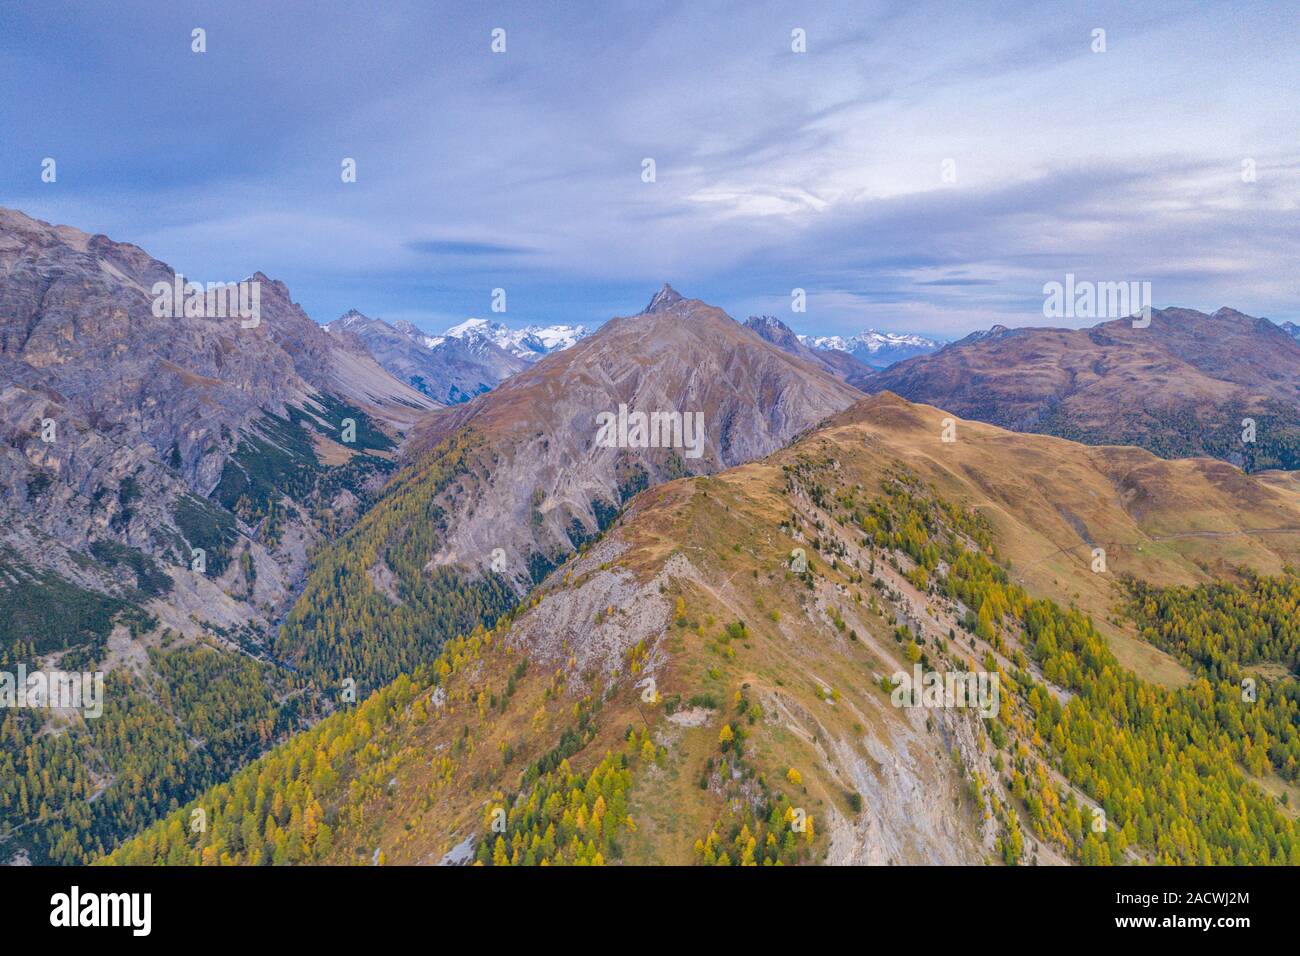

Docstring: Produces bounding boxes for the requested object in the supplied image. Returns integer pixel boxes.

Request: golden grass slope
[804,393,1300,685]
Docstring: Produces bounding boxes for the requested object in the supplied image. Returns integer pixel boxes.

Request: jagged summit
[743,314,802,350]
[333,308,374,329]
[643,283,686,314]
[405,285,862,589]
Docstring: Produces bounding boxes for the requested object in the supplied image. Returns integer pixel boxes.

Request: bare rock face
[0,207,434,647]
[405,284,864,587]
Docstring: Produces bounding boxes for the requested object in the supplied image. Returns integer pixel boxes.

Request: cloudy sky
[2,0,1296,338]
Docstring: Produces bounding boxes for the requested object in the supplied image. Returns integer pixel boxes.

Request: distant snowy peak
[798,329,944,368]
[527,323,589,352]
[435,317,590,361]
[339,313,589,362]
[327,310,528,405]
[800,329,940,353]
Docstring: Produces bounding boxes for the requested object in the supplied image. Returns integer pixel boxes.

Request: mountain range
[0,207,438,863]
[327,310,529,405]
[0,207,431,641]
[5,206,1300,869]
[271,283,864,693]
[107,391,1300,866]
[799,328,944,368]
[326,313,590,406]
[429,317,591,361]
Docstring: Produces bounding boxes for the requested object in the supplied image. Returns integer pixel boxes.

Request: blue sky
[2,0,1297,338]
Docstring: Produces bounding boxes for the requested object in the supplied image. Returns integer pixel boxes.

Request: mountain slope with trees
[0,208,432,863]
[104,393,1300,866]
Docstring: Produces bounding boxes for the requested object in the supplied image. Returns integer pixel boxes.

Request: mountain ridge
[743,314,874,389]
[403,287,865,582]
[270,286,865,694]
[863,305,1300,472]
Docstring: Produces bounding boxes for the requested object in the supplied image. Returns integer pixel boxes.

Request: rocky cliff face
[0,207,455,863]
[0,207,433,650]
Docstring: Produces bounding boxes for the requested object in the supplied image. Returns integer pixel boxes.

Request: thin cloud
[406,239,537,257]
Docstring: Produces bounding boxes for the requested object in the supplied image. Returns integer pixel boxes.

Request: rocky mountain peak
[407,288,864,589]
[952,324,1011,347]
[335,308,372,327]
[1212,307,1250,321]
[643,283,686,314]
[743,314,801,350]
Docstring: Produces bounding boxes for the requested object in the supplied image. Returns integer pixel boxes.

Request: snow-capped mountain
[798,329,943,369]
[430,317,591,362]
[329,312,589,403]
[527,323,589,352]
[327,310,528,404]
